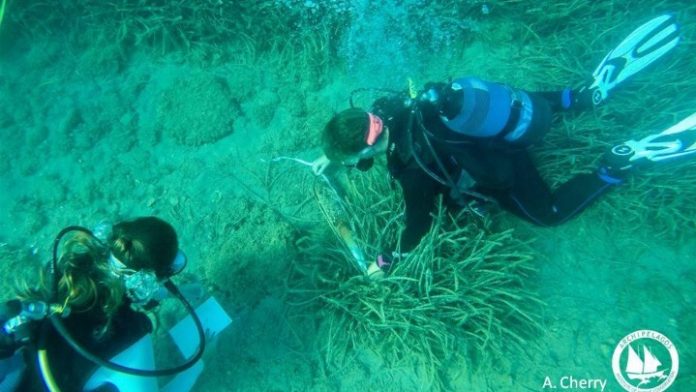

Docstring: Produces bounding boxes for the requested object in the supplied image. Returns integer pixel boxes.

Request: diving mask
[109,250,187,304]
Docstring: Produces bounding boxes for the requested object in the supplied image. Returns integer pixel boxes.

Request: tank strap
[498,98,523,139]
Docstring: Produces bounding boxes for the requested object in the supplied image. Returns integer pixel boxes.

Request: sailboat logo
[612,330,679,392]
[625,345,668,385]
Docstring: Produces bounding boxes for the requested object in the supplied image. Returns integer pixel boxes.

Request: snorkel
[39,226,206,386]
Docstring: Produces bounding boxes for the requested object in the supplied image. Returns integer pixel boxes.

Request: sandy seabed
[1,3,695,391]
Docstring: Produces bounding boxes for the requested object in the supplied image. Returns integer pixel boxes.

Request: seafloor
[0,1,694,391]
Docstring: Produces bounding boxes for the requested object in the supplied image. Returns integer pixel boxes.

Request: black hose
[406,104,489,208]
[414,109,462,192]
[48,280,206,376]
[405,106,455,189]
[46,226,207,377]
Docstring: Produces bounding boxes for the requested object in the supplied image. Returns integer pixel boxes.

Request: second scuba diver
[0,216,206,391]
[312,15,695,277]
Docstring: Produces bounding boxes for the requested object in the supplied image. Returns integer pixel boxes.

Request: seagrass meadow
[0,0,695,391]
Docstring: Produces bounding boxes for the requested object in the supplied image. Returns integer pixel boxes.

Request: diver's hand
[367,261,385,280]
[367,254,394,280]
[311,155,331,175]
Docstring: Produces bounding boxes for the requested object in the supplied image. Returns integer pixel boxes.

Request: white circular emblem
[612,144,634,156]
[592,88,604,105]
[612,330,679,392]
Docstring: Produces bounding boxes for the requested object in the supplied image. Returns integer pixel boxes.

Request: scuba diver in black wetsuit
[0,217,208,392]
[312,14,695,277]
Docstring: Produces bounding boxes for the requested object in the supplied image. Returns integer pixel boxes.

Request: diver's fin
[605,112,696,170]
[589,14,680,105]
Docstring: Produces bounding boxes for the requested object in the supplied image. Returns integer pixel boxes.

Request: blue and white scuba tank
[440,77,534,144]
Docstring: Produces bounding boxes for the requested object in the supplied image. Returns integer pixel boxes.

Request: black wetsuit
[1,298,152,391]
[372,79,619,255]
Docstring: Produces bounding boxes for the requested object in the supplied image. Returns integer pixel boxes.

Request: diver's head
[109,216,185,280]
[322,108,388,170]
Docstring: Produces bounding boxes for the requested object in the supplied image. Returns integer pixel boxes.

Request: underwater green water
[0,1,695,391]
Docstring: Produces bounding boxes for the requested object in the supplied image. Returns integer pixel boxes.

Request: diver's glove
[372,252,409,273]
[376,254,393,272]
[366,254,392,280]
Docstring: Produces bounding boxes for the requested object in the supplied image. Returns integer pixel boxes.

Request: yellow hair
[57,232,124,316]
[19,231,124,333]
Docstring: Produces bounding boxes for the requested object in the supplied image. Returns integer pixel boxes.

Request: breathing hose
[38,226,207,390]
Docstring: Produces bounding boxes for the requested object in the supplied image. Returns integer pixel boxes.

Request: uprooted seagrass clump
[286,168,543,389]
